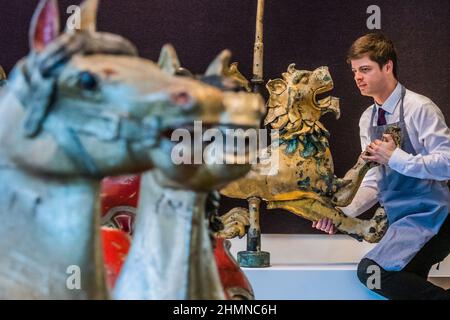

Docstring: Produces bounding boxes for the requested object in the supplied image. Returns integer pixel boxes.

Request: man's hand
[361,134,397,165]
[312,218,337,235]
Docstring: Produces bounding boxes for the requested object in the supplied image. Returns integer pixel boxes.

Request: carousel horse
[100,46,258,299]
[0,0,255,299]
[113,47,265,300]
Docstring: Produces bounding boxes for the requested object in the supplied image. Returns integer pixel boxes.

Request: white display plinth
[229,234,450,300]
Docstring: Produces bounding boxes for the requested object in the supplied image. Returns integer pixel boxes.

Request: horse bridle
[11,31,162,177]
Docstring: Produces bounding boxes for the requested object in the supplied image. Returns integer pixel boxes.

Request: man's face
[351,56,389,98]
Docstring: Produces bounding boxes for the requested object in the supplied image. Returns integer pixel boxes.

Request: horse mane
[26,31,138,77]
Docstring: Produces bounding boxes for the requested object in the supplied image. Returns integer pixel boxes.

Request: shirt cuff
[388,148,410,173]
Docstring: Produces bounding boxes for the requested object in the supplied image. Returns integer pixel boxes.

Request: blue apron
[364,86,449,271]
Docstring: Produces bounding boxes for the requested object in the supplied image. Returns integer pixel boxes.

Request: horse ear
[158,44,181,75]
[0,65,6,87]
[80,0,99,32]
[66,0,99,33]
[29,0,60,53]
[0,65,5,81]
[205,50,231,76]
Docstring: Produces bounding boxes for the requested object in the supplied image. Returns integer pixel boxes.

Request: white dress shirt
[341,83,450,217]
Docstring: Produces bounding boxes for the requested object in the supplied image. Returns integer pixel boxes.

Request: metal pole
[238,197,270,267]
[252,0,265,94]
[237,0,270,269]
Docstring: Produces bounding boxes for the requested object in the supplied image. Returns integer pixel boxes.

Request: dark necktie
[377,107,387,126]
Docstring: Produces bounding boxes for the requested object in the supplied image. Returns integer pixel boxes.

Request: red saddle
[100,175,254,299]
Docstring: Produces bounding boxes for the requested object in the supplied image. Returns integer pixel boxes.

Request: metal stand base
[237,250,270,268]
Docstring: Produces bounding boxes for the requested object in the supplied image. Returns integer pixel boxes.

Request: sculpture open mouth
[313,81,333,107]
[313,83,341,119]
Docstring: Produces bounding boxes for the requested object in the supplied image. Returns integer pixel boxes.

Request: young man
[313,33,450,300]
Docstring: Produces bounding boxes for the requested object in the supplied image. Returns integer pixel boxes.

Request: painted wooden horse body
[100,175,254,299]
[113,48,265,300]
[0,0,242,299]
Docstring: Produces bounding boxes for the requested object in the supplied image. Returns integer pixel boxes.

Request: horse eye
[78,71,98,90]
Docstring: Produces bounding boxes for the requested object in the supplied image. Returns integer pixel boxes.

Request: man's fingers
[362,154,378,162]
[324,219,332,233]
[363,155,377,161]
[316,219,322,229]
[326,226,334,234]
[369,145,378,152]
[373,139,383,145]
[328,220,335,234]
[327,219,333,231]
[366,145,377,154]
[314,218,337,235]
[321,219,331,232]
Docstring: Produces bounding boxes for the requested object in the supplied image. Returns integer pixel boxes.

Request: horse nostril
[170,92,192,108]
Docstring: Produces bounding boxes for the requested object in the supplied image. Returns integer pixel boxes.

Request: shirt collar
[375,82,402,114]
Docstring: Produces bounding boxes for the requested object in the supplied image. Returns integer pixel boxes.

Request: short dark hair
[347,33,398,79]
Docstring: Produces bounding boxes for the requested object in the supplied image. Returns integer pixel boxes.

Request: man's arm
[339,179,378,217]
[340,119,380,217]
[313,114,380,233]
[388,102,450,181]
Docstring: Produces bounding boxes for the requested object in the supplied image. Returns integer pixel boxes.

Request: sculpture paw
[215,207,250,239]
[364,207,388,243]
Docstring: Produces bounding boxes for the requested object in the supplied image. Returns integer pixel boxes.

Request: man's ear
[384,60,394,74]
